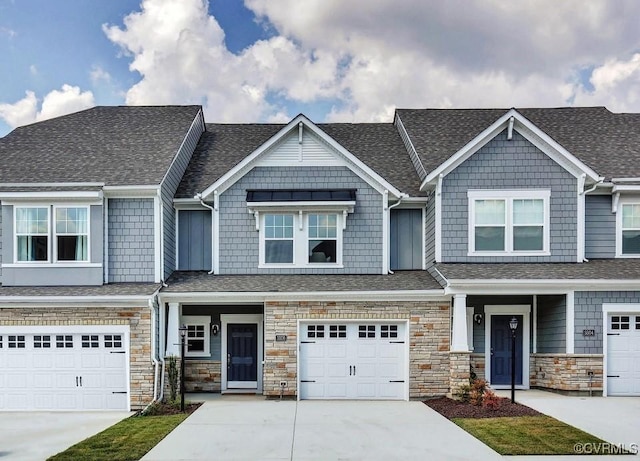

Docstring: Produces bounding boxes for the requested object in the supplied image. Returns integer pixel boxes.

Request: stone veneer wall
[530,354,603,394]
[0,306,153,409]
[263,300,450,399]
[184,360,221,392]
[449,352,470,396]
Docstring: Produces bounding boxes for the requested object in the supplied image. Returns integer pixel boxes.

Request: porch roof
[162,271,443,292]
[435,259,640,281]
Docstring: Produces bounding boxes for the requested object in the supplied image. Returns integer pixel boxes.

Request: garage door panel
[0,330,129,410]
[299,322,406,400]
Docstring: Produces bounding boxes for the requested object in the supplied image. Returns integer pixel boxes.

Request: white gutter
[142,298,160,414]
[196,192,216,274]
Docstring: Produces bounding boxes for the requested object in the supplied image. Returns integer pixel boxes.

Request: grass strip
[47,413,188,461]
[453,415,624,456]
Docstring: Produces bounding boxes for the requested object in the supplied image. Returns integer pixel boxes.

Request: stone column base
[449,351,471,398]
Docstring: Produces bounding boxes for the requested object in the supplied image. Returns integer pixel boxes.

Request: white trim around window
[181,315,211,358]
[468,190,550,256]
[616,198,640,257]
[13,204,90,264]
[258,211,345,268]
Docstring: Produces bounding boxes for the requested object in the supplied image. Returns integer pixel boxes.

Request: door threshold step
[222,389,261,394]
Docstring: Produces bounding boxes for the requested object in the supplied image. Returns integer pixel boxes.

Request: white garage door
[607,314,640,396]
[299,322,407,400]
[0,328,129,410]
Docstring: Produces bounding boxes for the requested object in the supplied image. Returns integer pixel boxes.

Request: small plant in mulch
[167,355,179,402]
[425,394,542,419]
[141,400,202,416]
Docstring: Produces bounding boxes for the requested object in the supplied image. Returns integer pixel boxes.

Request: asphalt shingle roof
[163,271,443,292]
[435,259,640,280]
[0,282,161,297]
[396,107,640,181]
[0,105,201,186]
[175,122,424,198]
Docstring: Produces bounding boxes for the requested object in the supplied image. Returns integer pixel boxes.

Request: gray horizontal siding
[574,291,640,354]
[218,166,383,274]
[442,130,577,262]
[585,195,615,259]
[162,111,205,280]
[108,198,155,282]
[536,295,566,353]
[178,210,212,271]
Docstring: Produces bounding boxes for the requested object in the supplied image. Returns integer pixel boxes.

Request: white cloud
[101,0,640,123]
[29,65,37,76]
[90,65,112,84]
[0,85,95,129]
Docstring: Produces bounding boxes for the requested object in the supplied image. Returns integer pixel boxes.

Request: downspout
[196,192,216,274]
[387,193,409,274]
[142,297,160,414]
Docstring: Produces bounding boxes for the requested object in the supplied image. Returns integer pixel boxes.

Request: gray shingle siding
[0,204,3,282]
[218,166,383,274]
[536,295,566,353]
[161,112,204,280]
[574,291,640,354]
[108,198,155,282]
[441,130,577,262]
[585,195,615,259]
[425,191,435,265]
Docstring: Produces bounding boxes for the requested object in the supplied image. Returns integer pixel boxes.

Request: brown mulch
[143,401,202,416]
[424,396,542,419]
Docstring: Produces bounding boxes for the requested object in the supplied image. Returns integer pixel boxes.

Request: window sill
[466,251,550,257]
[615,254,640,258]
[185,352,211,358]
[2,263,102,268]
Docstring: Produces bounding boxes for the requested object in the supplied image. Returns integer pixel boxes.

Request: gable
[256,127,343,167]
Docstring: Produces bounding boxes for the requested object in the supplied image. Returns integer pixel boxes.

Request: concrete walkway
[0,411,132,461]
[142,395,500,461]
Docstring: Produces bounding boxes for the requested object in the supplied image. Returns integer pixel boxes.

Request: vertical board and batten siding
[0,203,3,282]
[161,112,205,280]
[390,209,422,270]
[425,191,435,265]
[178,210,211,270]
[108,199,155,282]
[574,291,640,354]
[536,295,567,353]
[584,195,615,259]
[218,166,383,274]
[1,205,103,286]
[441,130,577,263]
[394,114,427,181]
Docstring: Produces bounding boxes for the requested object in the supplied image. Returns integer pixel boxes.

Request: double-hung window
[618,202,640,256]
[259,212,344,266]
[468,190,550,255]
[14,205,89,263]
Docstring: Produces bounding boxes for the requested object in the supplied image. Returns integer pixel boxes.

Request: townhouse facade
[0,105,638,411]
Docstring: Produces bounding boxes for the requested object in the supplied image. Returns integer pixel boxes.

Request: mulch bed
[424,396,542,419]
[142,401,202,416]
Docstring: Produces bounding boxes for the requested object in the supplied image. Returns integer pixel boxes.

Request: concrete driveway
[142,396,500,461]
[0,411,131,461]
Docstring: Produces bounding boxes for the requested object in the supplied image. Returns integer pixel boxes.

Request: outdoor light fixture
[474,313,483,325]
[211,324,219,336]
[178,324,187,412]
[509,316,518,404]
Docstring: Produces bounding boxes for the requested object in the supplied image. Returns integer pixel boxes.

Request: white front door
[299,322,407,400]
[0,328,129,411]
[607,314,640,396]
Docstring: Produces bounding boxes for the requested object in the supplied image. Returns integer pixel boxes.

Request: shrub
[469,378,488,406]
[167,356,179,403]
[482,389,500,410]
[454,383,471,403]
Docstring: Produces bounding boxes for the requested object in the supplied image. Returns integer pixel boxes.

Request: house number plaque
[582,329,595,337]
[276,334,287,342]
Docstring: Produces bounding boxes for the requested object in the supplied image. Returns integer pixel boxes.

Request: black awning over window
[246,189,357,202]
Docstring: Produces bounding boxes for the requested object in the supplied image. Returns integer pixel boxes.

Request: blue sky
[1,0,640,137]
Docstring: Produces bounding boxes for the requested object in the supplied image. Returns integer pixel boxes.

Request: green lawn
[47,413,188,461]
[454,415,624,456]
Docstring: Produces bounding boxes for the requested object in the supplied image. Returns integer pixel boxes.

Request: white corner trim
[382,191,389,274]
[577,175,586,262]
[434,175,442,262]
[153,192,162,283]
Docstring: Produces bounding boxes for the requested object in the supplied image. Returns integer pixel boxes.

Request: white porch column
[165,302,180,357]
[566,291,575,354]
[451,294,470,351]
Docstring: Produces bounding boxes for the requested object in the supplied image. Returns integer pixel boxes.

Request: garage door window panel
[381,325,398,338]
[8,335,25,348]
[307,325,325,339]
[82,335,99,348]
[358,325,376,338]
[611,316,630,330]
[34,335,51,348]
[329,325,346,338]
[56,335,73,348]
[104,335,123,348]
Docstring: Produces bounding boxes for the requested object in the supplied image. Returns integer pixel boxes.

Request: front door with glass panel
[227,324,258,389]
[490,315,523,385]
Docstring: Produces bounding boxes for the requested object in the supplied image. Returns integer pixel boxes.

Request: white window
[182,316,211,357]
[15,207,49,262]
[618,203,640,256]
[14,205,89,263]
[468,190,550,256]
[259,212,344,267]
